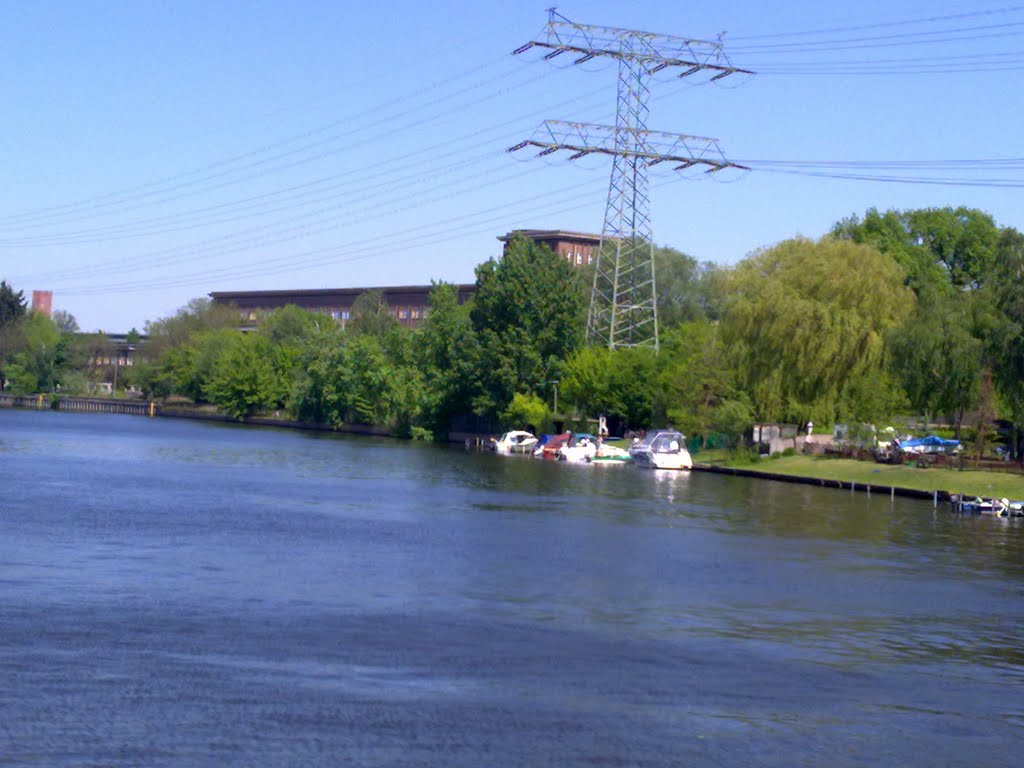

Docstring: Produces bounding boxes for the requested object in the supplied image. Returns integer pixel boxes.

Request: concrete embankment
[0,394,155,416]
[692,462,947,503]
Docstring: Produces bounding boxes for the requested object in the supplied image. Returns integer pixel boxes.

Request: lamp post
[549,380,559,414]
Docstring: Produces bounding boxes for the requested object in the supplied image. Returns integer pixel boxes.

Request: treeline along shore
[4,205,1024,490]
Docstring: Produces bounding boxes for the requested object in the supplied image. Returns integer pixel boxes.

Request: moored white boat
[585,444,632,464]
[559,435,598,463]
[491,430,539,454]
[629,430,692,470]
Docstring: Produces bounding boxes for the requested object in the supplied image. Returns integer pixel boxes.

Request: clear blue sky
[2,1,1021,331]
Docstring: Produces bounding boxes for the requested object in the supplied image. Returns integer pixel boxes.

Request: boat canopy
[635,430,685,453]
[900,435,960,453]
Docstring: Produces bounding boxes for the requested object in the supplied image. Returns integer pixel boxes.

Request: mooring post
[891,487,895,503]
[933,490,938,509]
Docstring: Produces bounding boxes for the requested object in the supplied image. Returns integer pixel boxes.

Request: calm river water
[1,410,1022,766]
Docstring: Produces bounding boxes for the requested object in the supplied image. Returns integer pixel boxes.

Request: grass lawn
[719,454,1024,499]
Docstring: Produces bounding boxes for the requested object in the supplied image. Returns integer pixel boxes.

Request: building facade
[209,230,598,329]
[498,229,602,268]
[31,290,53,317]
[209,285,476,329]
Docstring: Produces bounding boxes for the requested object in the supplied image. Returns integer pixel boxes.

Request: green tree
[204,333,284,419]
[0,280,28,388]
[258,304,322,347]
[653,244,704,330]
[415,282,482,434]
[655,320,740,445]
[833,206,1000,292]
[0,280,27,326]
[134,298,239,399]
[721,237,912,426]
[350,289,399,338]
[165,328,239,403]
[989,228,1024,456]
[144,297,239,356]
[51,310,79,333]
[472,236,586,419]
[972,369,998,459]
[561,345,658,430]
[290,325,347,425]
[293,332,399,428]
[887,284,983,435]
[4,313,60,394]
[338,334,398,425]
[501,392,550,433]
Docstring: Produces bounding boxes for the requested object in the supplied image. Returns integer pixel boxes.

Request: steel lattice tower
[510,10,751,350]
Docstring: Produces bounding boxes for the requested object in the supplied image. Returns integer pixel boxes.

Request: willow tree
[720,237,912,427]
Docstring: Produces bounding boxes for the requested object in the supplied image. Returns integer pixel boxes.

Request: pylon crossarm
[507,140,746,173]
[515,40,753,78]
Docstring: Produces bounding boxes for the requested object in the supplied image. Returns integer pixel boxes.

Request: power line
[728,5,1024,41]
[755,167,1024,187]
[0,55,533,228]
[51,187,612,295]
[0,78,612,246]
[730,23,1024,54]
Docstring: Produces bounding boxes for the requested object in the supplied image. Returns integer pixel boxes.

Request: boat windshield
[637,431,684,453]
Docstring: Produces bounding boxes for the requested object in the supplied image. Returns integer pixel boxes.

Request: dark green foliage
[0,280,27,326]
[653,245,707,329]
[4,313,60,394]
[655,320,741,444]
[887,283,983,436]
[471,236,586,419]
[561,345,658,430]
[204,333,286,419]
[832,206,1001,292]
[415,283,481,434]
[350,289,400,339]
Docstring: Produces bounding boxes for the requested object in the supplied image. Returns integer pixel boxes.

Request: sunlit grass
[715,454,1024,499]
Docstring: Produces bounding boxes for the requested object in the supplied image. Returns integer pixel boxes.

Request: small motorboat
[954,497,1024,516]
[559,434,598,463]
[629,430,692,470]
[491,430,539,454]
[585,443,632,464]
[535,432,572,459]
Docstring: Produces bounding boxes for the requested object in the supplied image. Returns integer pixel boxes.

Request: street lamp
[548,380,559,414]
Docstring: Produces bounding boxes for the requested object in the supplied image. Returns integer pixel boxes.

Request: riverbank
[5,395,1023,499]
[705,454,1024,500]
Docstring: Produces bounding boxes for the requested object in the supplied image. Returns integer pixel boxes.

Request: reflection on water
[1,409,1022,767]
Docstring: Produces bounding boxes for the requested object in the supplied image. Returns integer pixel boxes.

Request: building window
[411,308,421,319]
[341,310,350,320]
[576,253,583,265]
[398,308,409,319]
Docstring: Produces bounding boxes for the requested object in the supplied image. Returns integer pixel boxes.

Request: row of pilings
[0,393,156,417]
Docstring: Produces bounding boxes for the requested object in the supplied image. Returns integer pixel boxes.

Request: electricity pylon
[509,10,752,350]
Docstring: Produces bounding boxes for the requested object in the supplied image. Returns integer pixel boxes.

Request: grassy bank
[719,454,1024,499]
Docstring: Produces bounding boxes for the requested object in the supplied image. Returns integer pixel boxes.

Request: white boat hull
[630,449,692,470]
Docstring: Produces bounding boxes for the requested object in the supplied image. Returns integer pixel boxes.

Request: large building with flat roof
[210,229,600,328]
[209,284,475,329]
[498,229,602,268]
